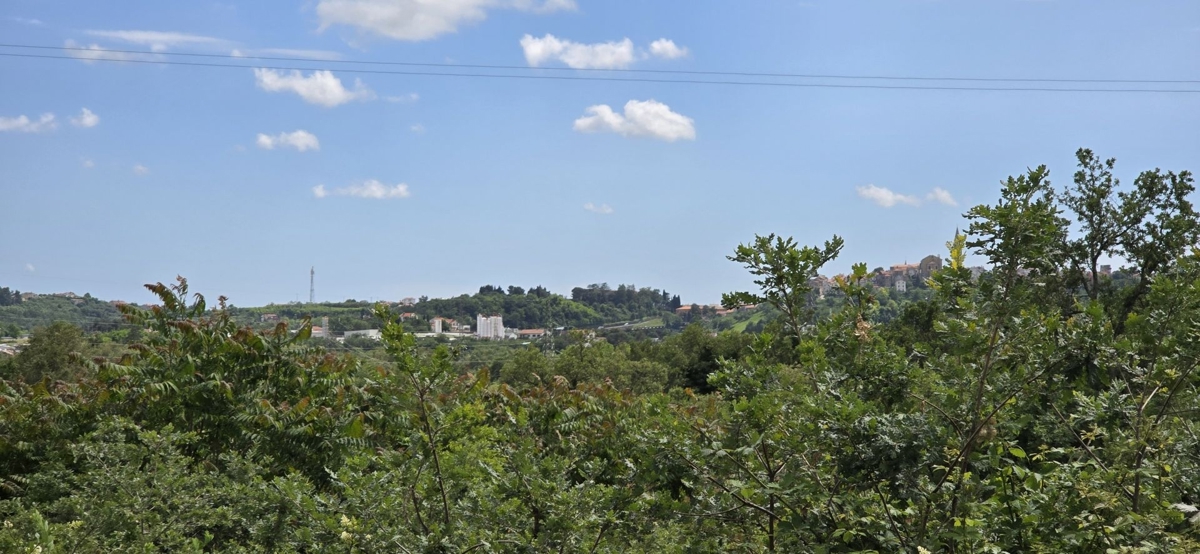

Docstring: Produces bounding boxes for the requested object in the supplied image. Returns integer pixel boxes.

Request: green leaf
[1009,446,1027,458]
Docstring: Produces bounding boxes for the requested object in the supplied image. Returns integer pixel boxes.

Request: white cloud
[573,99,696,142]
[10,17,44,26]
[133,164,150,175]
[84,29,227,52]
[584,202,613,214]
[253,68,375,107]
[71,108,100,128]
[25,263,35,273]
[521,34,636,69]
[387,93,420,103]
[409,123,425,133]
[315,0,575,42]
[521,34,689,68]
[313,180,411,199]
[927,187,958,206]
[64,40,145,62]
[259,48,344,60]
[648,38,688,59]
[856,184,919,208]
[256,130,320,151]
[0,113,57,133]
[81,158,95,168]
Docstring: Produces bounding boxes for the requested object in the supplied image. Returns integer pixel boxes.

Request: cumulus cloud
[84,29,227,52]
[387,93,420,103]
[313,180,410,199]
[927,187,958,206]
[0,113,57,133]
[254,68,375,107]
[133,164,150,175]
[856,185,919,208]
[648,38,688,59]
[315,0,575,42]
[583,202,613,214]
[573,99,696,142]
[71,108,100,128]
[521,34,689,68]
[256,130,320,151]
[521,34,636,69]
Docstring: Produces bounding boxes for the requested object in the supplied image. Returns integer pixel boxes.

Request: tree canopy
[4,150,1200,552]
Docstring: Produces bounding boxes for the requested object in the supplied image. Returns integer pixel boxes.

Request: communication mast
[309,267,315,304]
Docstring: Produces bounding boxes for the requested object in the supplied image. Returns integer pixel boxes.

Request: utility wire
[2,51,1198,94]
[2,42,1197,84]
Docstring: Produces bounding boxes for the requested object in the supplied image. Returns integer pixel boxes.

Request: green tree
[723,234,844,339]
[502,346,552,389]
[6,321,84,382]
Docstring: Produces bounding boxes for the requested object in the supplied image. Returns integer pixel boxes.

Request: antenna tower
[309,267,315,304]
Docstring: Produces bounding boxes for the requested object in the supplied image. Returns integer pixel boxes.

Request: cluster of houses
[807,254,954,297]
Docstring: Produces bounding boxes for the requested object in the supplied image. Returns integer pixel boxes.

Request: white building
[476,314,505,340]
[894,279,907,293]
[431,318,443,334]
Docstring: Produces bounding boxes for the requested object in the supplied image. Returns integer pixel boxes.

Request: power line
[2,51,1198,94]
[2,42,1197,85]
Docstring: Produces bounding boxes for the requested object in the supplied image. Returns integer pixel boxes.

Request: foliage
[0,295,124,334]
[5,150,1200,552]
[0,287,22,307]
[2,322,85,383]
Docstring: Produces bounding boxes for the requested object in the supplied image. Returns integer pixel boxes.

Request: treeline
[4,149,1200,551]
[0,287,22,307]
[569,283,680,323]
[0,294,125,336]
[411,286,605,329]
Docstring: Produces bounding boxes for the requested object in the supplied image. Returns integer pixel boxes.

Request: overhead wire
[2,42,1197,84]
[0,46,1197,93]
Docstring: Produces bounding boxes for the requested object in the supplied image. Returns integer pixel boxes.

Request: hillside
[0,294,125,334]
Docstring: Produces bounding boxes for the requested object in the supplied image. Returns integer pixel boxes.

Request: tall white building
[431,317,443,334]
[476,314,504,340]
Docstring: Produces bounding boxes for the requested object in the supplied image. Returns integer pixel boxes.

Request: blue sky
[1,0,1198,306]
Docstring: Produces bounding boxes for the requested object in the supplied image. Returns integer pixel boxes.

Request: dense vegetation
[3,149,1200,552]
[569,284,681,323]
[0,295,124,336]
[0,287,23,307]
[409,286,605,330]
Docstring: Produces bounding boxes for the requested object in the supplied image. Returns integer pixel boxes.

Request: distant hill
[0,282,687,336]
[0,294,126,333]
